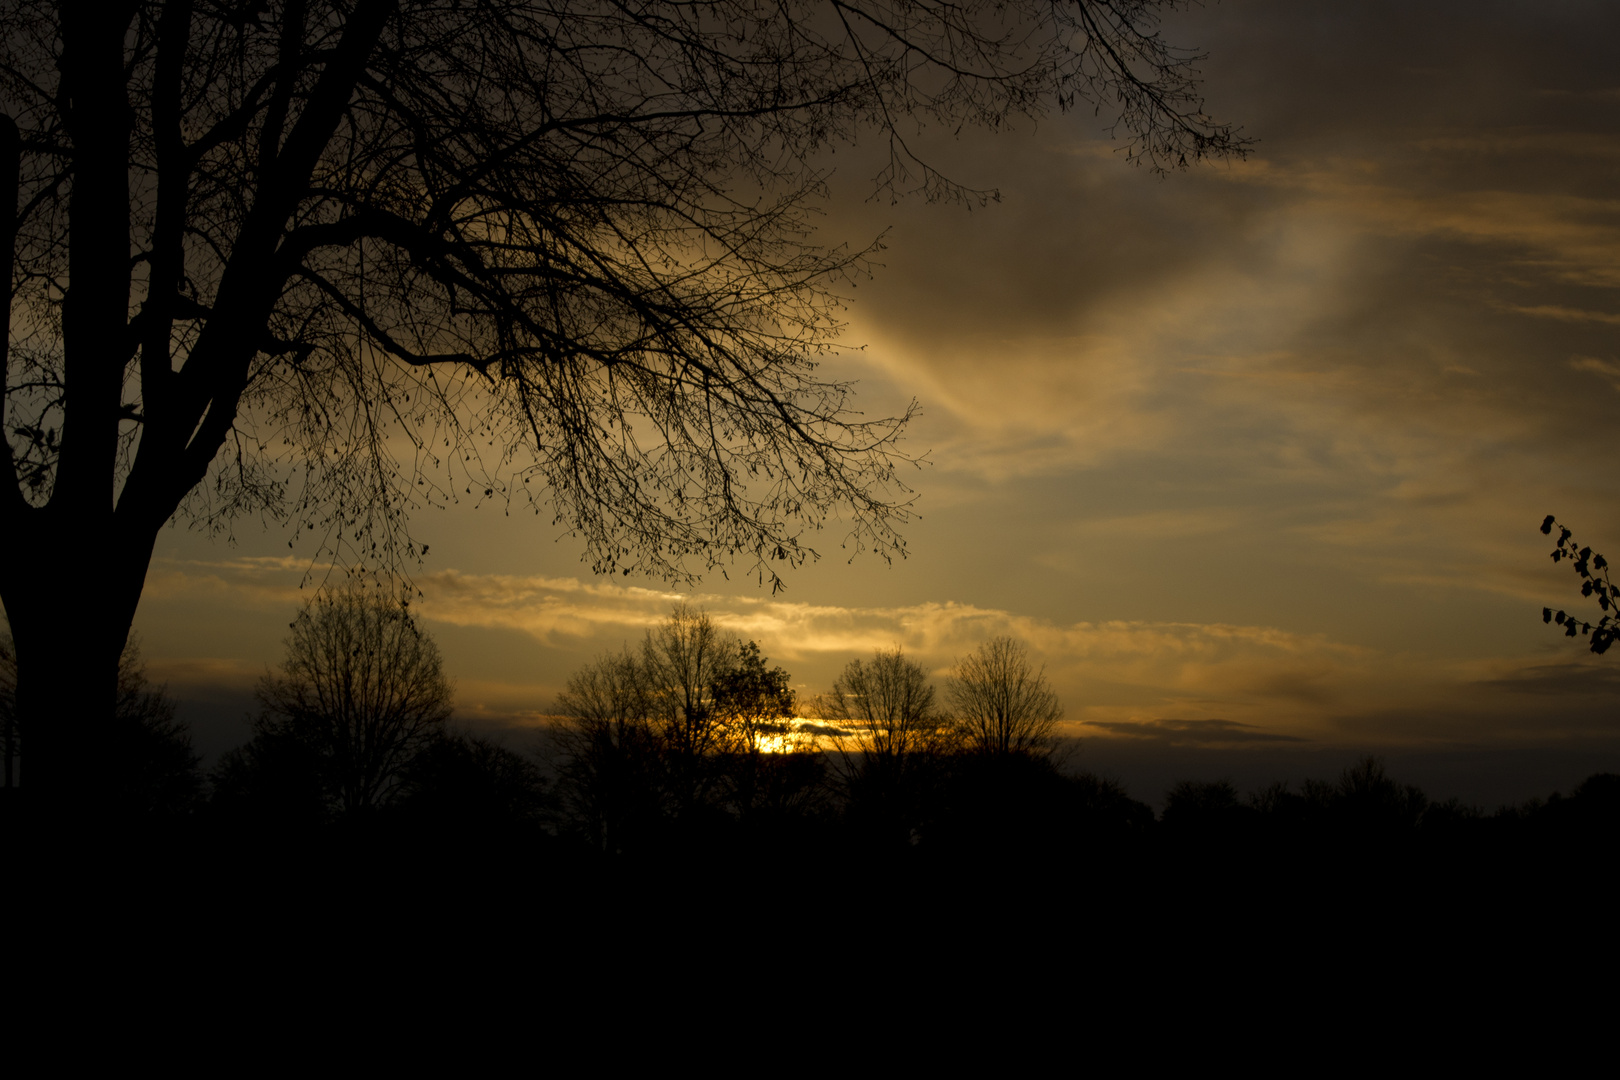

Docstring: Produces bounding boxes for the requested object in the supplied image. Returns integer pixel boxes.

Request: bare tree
[946,637,1063,758]
[253,585,453,814]
[641,602,738,810]
[822,646,950,766]
[551,602,741,837]
[0,1,1244,794]
[816,645,949,843]
[552,645,663,852]
[555,620,811,838]
[110,636,203,812]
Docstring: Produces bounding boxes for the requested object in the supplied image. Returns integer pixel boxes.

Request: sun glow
[751,719,850,753]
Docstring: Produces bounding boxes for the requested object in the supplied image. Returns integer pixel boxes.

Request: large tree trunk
[0,10,139,813]
[0,3,392,812]
[5,559,135,801]
[1,497,161,813]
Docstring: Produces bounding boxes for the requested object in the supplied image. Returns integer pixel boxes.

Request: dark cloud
[795,722,850,738]
[1084,717,1308,746]
[1477,662,1620,697]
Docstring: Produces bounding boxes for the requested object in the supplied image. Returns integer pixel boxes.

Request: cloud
[1475,662,1620,698]
[1512,306,1620,327]
[134,543,1620,750]
[1082,717,1309,746]
[143,655,262,692]
[1569,356,1620,390]
[140,552,1382,729]
[143,553,332,610]
[415,570,1374,711]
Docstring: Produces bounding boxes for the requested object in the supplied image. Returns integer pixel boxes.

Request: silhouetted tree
[242,585,453,816]
[0,1,1245,798]
[397,730,553,836]
[712,641,796,756]
[1326,757,1427,832]
[1527,772,1620,846]
[1163,779,1247,830]
[110,638,203,814]
[1065,772,1156,835]
[641,603,738,814]
[946,636,1063,759]
[1242,758,1428,844]
[552,646,665,853]
[554,616,829,848]
[711,639,804,823]
[210,719,329,827]
[819,646,950,845]
[822,647,949,762]
[1159,778,1260,861]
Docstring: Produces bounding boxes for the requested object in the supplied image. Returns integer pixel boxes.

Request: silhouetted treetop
[820,646,946,763]
[946,636,1062,758]
[252,585,453,814]
[711,640,796,755]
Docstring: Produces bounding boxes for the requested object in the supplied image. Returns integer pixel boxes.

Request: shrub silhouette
[397,732,554,837]
[926,753,1153,859]
[109,641,203,816]
[1162,780,1253,840]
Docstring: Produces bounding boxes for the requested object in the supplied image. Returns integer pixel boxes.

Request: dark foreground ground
[5,756,1618,921]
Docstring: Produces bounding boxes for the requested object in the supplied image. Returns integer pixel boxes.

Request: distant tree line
[3,597,1618,881]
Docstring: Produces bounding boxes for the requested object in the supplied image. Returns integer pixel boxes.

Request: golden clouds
[137,553,1376,741]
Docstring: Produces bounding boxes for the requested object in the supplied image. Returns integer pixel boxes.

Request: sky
[121,0,1620,806]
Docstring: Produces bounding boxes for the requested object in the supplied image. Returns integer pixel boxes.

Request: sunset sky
[122,0,1620,805]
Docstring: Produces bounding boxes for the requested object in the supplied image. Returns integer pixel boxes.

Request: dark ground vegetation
[6,605,1617,916]
[4,685,1616,908]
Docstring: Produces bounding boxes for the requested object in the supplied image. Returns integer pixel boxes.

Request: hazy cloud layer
[135,555,1620,750]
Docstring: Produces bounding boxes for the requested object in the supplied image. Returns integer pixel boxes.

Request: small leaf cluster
[1541,515,1620,654]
